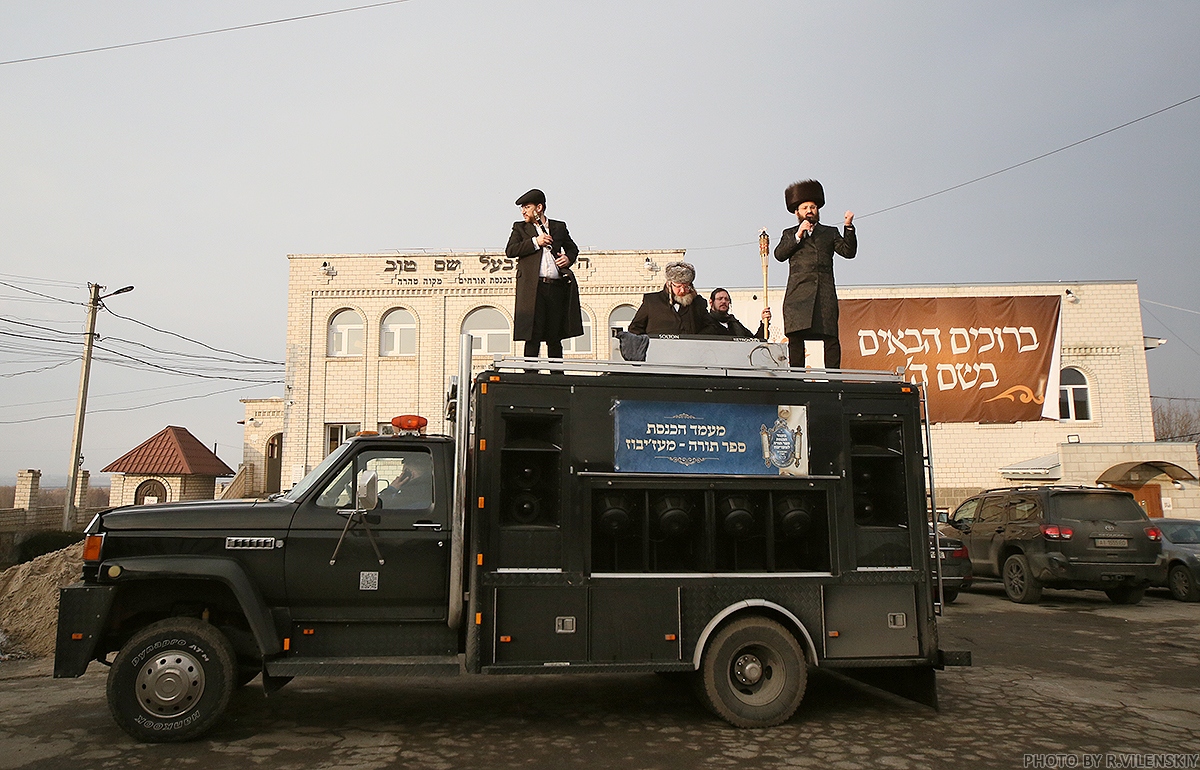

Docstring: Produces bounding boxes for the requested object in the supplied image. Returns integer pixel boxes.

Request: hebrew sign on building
[839,296,1062,423]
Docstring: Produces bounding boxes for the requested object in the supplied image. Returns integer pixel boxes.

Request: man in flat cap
[774,179,856,368]
[628,261,715,336]
[505,189,583,358]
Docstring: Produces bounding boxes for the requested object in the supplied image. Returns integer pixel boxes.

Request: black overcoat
[505,219,583,342]
[773,223,856,336]
[628,288,714,336]
[708,312,765,340]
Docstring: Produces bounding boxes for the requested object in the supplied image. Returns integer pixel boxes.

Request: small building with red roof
[103,426,235,506]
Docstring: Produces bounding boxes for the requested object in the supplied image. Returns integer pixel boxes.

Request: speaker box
[500,451,560,527]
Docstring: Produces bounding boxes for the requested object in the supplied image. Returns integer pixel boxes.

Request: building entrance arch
[134,479,167,505]
[265,432,283,494]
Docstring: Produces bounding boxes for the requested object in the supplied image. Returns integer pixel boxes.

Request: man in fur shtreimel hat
[774,179,857,369]
[627,260,715,336]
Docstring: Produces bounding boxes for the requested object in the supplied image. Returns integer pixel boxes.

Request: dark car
[944,486,1166,604]
[1153,518,1200,602]
[930,523,972,603]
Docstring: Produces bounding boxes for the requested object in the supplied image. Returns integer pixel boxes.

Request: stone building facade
[276,250,683,491]
[246,253,1197,517]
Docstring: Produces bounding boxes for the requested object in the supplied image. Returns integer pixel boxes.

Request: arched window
[135,479,167,505]
[328,309,364,356]
[462,307,511,355]
[1059,367,1091,421]
[606,304,638,359]
[380,308,417,356]
[561,309,593,354]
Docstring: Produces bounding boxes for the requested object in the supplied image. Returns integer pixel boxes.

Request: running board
[265,655,462,678]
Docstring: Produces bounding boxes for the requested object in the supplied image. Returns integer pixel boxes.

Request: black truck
[55,336,967,741]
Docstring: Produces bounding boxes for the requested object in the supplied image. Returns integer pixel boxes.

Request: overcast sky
[2,0,1198,486]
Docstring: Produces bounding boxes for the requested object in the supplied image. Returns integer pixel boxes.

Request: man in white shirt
[505,189,583,358]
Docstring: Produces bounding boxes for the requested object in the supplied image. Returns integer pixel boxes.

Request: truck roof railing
[488,354,906,384]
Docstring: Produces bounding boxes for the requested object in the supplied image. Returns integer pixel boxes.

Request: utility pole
[64,283,133,531]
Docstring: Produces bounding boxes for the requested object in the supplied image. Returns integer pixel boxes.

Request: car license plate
[1095,538,1128,548]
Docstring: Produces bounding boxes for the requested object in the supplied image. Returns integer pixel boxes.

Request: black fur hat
[785,179,824,213]
[515,188,546,206]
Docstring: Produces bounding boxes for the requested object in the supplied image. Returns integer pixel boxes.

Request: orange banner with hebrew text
[839,296,1061,423]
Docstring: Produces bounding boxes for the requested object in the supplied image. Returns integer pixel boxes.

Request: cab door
[285,444,449,621]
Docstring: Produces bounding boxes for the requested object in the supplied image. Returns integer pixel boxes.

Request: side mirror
[356,469,379,511]
[936,511,949,523]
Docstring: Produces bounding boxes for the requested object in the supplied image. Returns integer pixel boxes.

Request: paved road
[3,585,1198,770]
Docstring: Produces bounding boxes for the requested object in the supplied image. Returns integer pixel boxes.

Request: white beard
[674,291,695,308]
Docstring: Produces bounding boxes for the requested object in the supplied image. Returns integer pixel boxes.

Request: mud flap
[262,672,294,695]
[829,665,940,710]
[54,583,116,678]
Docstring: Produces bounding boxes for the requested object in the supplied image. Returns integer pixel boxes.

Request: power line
[92,345,284,383]
[0,359,78,378]
[1143,300,1200,316]
[0,280,84,306]
[0,272,86,289]
[682,91,1200,253]
[0,317,86,337]
[856,92,1200,219]
[0,381,212,410]
[0,0,414,67]
[102,306,283,365]
[0,382,278,425]
[1141,304,1200,358]
[102,335,283,368]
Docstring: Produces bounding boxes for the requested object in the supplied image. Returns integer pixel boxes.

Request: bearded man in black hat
[628,260,714,336]
[506,189,583,358]
[774,179,856,368]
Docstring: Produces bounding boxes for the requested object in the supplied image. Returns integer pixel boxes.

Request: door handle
[413,521,443,531]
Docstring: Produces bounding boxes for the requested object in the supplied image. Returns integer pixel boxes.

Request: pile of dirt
[0,542,83,660]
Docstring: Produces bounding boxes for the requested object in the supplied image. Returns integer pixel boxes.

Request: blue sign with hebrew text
[613,400,808,476]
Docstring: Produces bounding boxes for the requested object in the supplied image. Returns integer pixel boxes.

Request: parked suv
[944,486,1166,604]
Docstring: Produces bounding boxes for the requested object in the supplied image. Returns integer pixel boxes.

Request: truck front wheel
[699,617,807,728]
[106,617,236,742]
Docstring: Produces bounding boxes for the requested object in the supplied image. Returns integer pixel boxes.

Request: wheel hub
[137,650,206,718]
[733,653,763,686]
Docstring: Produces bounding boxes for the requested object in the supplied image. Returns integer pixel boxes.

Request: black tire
[699,617,807,728]
[941,587,959,604]
[1002,554,1042,604]
[1168,564,1200,602]
[106,617,236,742]
[1105,586,1145,605]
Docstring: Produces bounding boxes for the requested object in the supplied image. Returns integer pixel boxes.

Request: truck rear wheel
[106,617,236,742]
[699,617,807,728]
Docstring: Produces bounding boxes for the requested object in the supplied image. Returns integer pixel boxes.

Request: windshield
[278,441,355,502]
[1159,520,1200,544]
[1052,492,1146,522]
